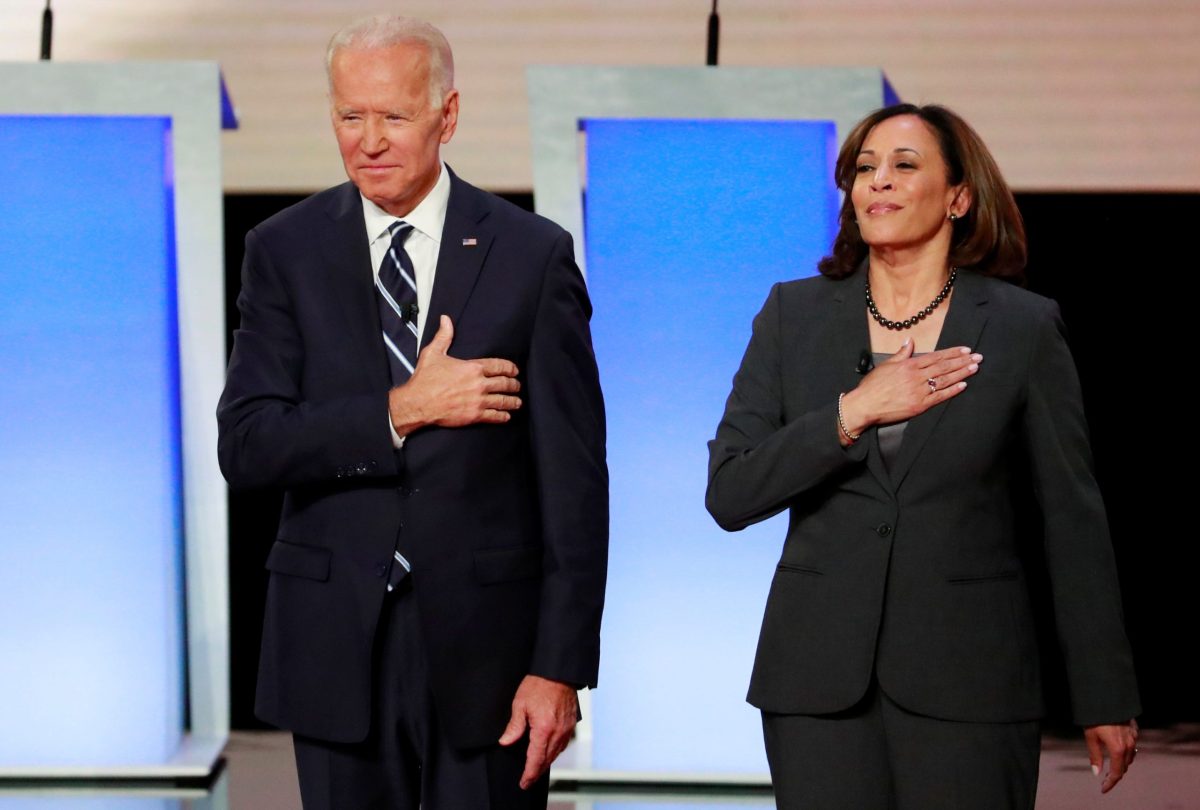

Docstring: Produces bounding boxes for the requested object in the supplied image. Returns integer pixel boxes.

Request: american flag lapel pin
[462,237,478,247]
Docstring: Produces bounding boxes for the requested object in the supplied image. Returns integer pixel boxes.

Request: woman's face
[850,114,968,253]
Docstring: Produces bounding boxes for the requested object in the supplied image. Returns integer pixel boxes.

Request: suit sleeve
[1023,300,1140,726]
[216,228,399,490]
[706,283,867,532]
[525,230,609,688]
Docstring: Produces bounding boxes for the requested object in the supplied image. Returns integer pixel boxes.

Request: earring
[948,212,958,222]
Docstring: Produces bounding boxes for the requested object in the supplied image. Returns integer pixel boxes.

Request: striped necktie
[376,220,415,591]
[376,221,419,386]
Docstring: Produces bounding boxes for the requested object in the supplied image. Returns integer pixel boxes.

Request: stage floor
[0,727,1196,808]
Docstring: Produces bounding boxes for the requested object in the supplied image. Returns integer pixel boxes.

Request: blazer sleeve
[706,283,868,532]
[216,228,399,490]
[524,230,610,688]
[1023,300,1141,726]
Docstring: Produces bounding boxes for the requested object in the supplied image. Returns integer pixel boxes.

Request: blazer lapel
[887,269,990,490]
[828,270,893,495]
[420,172,494,353]
[321,183,392,388]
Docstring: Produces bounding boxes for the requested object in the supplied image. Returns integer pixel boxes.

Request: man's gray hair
[326,15,455,108]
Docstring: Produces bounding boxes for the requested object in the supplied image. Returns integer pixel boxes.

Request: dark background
[222,190,1198,732]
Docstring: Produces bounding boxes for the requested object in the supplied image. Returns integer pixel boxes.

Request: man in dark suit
[217,15,608,809]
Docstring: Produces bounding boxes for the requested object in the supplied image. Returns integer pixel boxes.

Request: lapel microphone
[856,349,874,375]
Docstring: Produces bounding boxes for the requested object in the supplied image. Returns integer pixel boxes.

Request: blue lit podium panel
[529,67,896,784]
[0,64,227,778]
[0,115,183,768]
[586,118,836,777]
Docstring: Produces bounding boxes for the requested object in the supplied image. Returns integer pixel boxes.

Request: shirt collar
[361,161,451,246]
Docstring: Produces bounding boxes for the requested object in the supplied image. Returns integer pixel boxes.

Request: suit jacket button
[876,523,892,537]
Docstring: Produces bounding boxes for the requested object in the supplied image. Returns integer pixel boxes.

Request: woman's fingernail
[1092,765,1101,777]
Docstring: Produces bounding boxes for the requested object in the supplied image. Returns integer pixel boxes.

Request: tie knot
[388,220,414,244]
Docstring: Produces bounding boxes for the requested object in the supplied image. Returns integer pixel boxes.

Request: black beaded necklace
[865,268,957,331]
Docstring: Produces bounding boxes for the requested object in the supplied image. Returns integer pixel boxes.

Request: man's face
[329,42,458,217]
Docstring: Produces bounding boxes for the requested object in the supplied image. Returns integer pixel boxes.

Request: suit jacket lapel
[420,171,494,353]
[887,269,990,490]
[321,183,392,388]
[829,270,893,495]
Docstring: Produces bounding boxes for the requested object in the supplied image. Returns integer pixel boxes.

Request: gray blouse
[873,352,910,471]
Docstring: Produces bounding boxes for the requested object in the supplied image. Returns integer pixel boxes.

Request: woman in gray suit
[706,104,1139,809]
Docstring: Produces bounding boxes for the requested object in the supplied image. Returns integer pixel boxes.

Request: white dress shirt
[360,162,452,447]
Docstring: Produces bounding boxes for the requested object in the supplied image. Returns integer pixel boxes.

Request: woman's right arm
[705,284,869,531]
[705,283,980,531]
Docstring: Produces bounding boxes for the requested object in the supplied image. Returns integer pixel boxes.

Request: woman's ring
[927,377,938,393]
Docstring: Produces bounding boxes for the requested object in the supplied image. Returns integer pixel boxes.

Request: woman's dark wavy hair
[817,103,1027,282]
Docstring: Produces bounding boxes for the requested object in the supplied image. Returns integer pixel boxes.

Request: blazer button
[876,523,892,537]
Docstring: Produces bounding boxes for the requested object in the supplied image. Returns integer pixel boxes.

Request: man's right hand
[388,315,521,437]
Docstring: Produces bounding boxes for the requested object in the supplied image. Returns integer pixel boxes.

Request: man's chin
[357,187,409,216]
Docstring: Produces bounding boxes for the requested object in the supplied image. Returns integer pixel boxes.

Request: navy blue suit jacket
[218,172,608,748]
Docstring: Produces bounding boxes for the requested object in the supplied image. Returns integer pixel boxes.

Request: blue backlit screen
[0,116,184,767]
[583,118,839,774]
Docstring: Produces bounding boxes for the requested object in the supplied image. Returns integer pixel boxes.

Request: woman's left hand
[1084,718,1138,793]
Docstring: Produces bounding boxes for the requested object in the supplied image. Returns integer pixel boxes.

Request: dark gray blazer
[218,172,608,748]
[706,267,1139,726]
